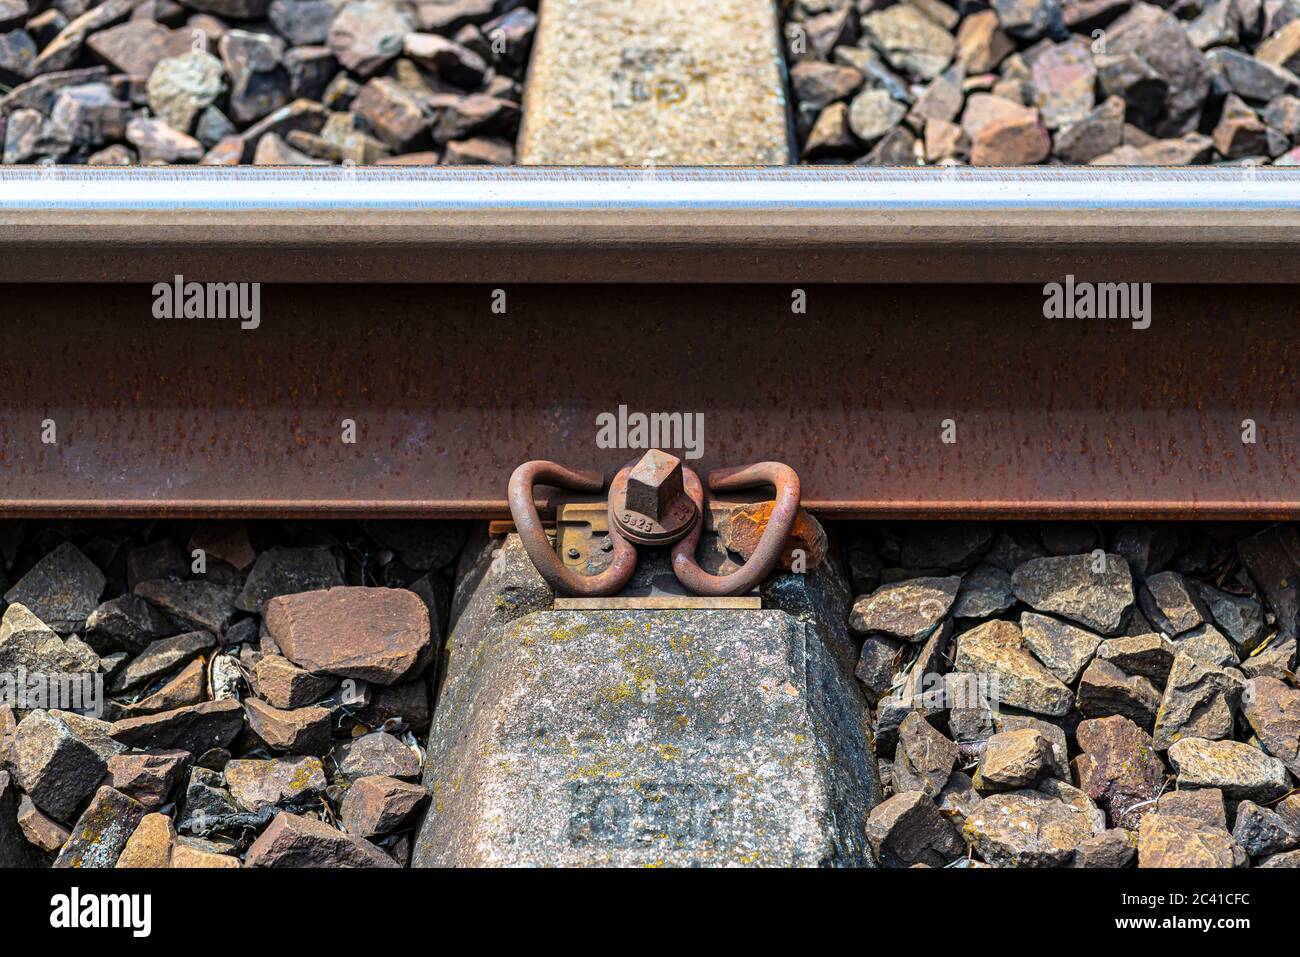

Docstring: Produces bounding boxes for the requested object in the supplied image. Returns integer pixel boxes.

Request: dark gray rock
[1012,553,1134,635]
[849,575,960,641]
[3,542,105,634]
[1152,654,1243,749]
[13,709,109,820]
[893,712,958,797]
[1095,632,1175,682]
[432,92,519,142]
[1019,611,1103,684]
[235,545,343,613]
[1106,1,1213,135]
[1237,523,1300,640]
[0,28,36,87]
[125,540,187,591]
[134,578,240,636]
[177,766,273,837]
[109,699,245,756]
[953,564,1017,619]
[866,790,964,867]
[855,633,903,704]
[1232,799,1300,856]
[1208,46,1300,102]
[84,594,175,654]
[1196,583,1267,652]
[1077,658,1162,728]
[1110,523,1180,578]
[220,29,290,126]
[283,45,337,101]
[1,771,48,865]
[49,82,129,148]
[269,0,336,44]
[1139,571,1210,636]
[402,31,488,86]
[763,550,859,681]
[111,630,216,694]
[899,522,992,571]
[992,0,1066,40]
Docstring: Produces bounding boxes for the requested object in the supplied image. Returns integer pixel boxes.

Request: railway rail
[2,166,1300,520]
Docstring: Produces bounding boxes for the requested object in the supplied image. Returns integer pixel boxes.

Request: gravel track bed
[785,0,1300,165]
[0,518,1295,867]
[6,0,1296,165]
[0,0,536,165]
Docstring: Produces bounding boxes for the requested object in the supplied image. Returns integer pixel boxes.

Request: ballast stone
[415,608,877,867]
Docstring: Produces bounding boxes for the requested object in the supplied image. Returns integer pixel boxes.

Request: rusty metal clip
[507,460,638,596]
[672,462,801,597]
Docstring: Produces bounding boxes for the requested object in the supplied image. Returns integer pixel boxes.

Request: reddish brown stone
[17,794,70,853]
[265,586,431,685]
[1073,715,1167,830]
[719,502,828,572]
[250,654,338,710]
[341,775,429,838]
[245,699,332,755]
[333,731,421,779]
[85,18,172,76]
[116,811,175,868]
[110,699,244,755]
[103,749,189,807]
[970,113,1051,165]
[245,811,398,867]
[116,658,208,718]
[172,844,240,867]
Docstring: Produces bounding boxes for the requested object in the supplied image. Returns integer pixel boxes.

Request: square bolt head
[624,449,684,521]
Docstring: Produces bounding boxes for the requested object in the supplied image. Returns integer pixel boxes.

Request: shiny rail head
[1,165,1300,211]
[3,166,1300,283]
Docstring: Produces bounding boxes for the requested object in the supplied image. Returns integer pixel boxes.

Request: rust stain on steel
[0,282,1298,519]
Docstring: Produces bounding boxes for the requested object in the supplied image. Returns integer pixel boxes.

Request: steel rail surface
[1,170,1299,520]
[1,167,1299,282]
